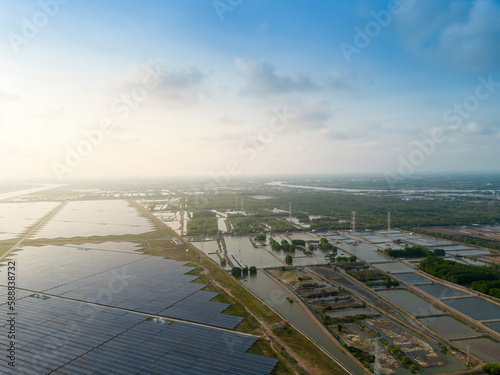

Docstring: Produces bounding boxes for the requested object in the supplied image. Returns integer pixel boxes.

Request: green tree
[231,267,242,278]
[337,324,342,333]
[285,254,293,265]
[220,258,226,267]
[484,363,500,375]
[242,266,249,275]
[249,266,257,274]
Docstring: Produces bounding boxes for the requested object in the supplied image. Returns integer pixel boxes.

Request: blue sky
[1,0,499,181]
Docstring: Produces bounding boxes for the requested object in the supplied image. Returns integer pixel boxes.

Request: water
[444,249,491,256]
[442,297,500,321]
[241,272,364,375]
[418,316,479,339]
[452,337,500,363]
[337,242,390,263]
[191,240,223,266]
[416,284,469,298]
[484,321,500,334]
[377,289,443,316]
[440,244,476,251]
[217,217,228,232]
[393,273,431,284]
[286,232,319,241]
[374,262,416,273]
[224,236,284,268]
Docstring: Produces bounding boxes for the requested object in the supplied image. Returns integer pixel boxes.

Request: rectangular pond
[337,242,391,263]
[452,337,500,363]
[416,283,469,298]
[374,262,416,273]
[393,273,431,284]
[442,297,500,321]
[377,289,443,316]
[418,316,480,339]
[484,321,500,334]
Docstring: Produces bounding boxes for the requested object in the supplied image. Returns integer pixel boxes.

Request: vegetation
[414,229,500,251]
[231,267,242,278]
[192,210,216,218]
[188,188,500,230]
[387,344,401,355]
[484,363,500,375]
[281,239,290,251]
[187,217,218,235]
[285,255,293,265]
[319,237,334,250]
[384,245,431,258]
[433,248,446,256]
[419,256,500,292]
[269,237,281,250]
[291,239,306,246]
[220,258,226,267]
[254,234,266,241]
[249,266,257,274]
[345,345,374,363]
[472,281,500,298]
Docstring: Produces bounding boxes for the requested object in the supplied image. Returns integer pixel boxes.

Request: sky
[1,0,499,182]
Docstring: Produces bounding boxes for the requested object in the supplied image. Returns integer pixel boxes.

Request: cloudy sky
[1,0,499,181]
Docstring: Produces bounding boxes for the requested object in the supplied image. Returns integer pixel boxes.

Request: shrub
[231,267,242,278]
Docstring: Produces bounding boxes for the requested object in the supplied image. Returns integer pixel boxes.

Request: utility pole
[352,211,356,232]
[289,202,292,220]
[387,211,391,237]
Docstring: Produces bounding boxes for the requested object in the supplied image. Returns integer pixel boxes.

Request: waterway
[241,272,364,375]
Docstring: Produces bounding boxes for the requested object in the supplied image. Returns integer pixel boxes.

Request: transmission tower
[387,211,391,237]
[352,211,356,232]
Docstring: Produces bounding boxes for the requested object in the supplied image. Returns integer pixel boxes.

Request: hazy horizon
[2,0,500,181]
